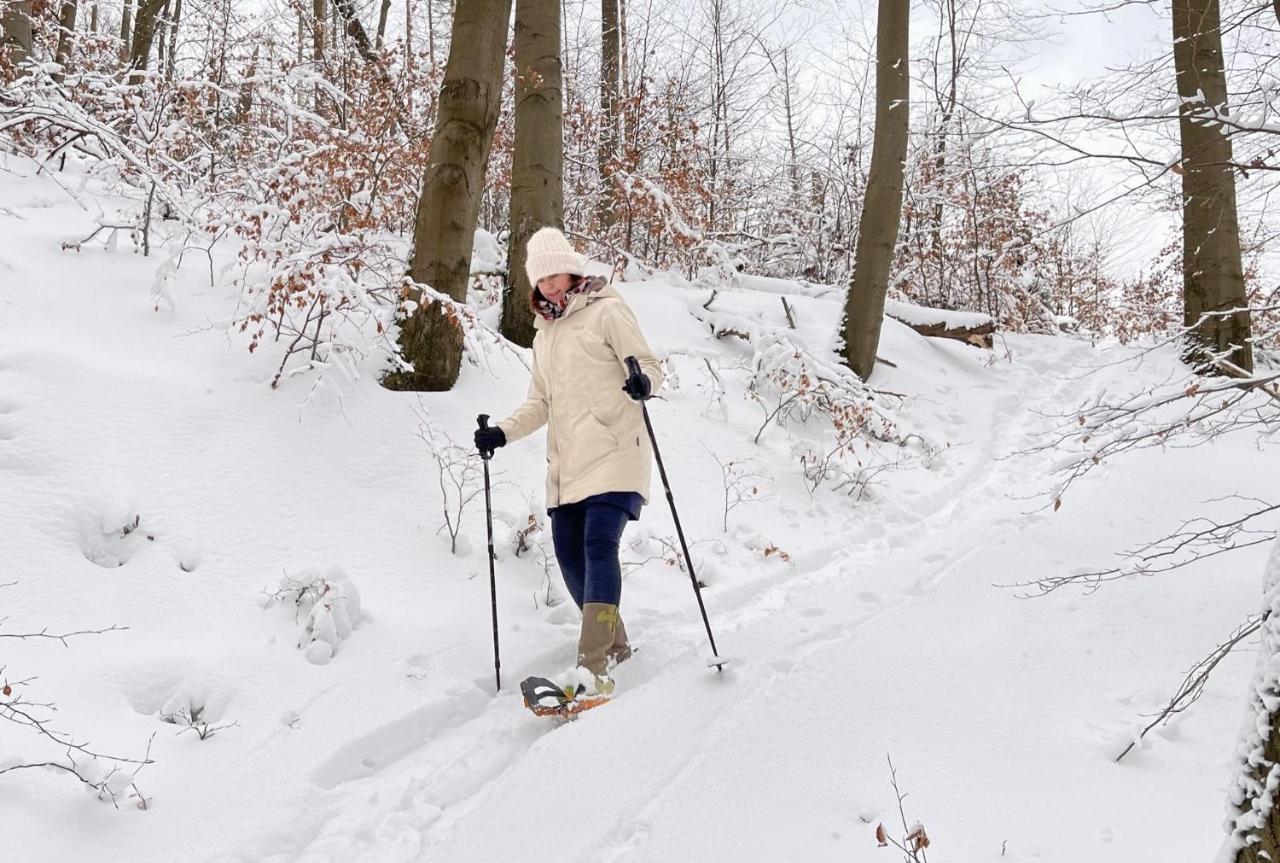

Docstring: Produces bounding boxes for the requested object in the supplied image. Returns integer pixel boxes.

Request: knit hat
[525,227,586,286]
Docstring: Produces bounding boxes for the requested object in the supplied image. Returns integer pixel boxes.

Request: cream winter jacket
[497,284,664,509]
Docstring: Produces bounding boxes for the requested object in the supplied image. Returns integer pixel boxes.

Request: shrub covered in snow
[263,568,362,665]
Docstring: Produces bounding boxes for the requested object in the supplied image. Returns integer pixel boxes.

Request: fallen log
[884,299,995,349]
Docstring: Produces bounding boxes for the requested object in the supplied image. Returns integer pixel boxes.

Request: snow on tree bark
[1224,538,1280,862]
[54,0,78,83]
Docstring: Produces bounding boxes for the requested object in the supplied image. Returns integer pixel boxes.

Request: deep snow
[0,154,1274,862]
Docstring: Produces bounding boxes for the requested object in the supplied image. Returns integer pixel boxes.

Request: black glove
[622,369,652,401]
[475,425,506,455]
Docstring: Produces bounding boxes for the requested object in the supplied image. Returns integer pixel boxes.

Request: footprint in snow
[75,509,199,572]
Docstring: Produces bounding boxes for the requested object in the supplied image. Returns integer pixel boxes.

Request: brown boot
[608,613,632,667]
[578,603,620,693]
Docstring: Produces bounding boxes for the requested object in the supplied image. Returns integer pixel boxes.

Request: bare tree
[1173,0,1253,373]
[841,0,909,381]
[385,0,512,391]
[502,0,564,348]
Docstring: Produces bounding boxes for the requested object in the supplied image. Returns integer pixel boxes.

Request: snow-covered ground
[1,155,1273,862]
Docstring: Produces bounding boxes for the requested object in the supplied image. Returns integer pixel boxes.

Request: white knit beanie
[525,227,586,286]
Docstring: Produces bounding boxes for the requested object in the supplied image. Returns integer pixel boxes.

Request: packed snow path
[0,158,1270,862]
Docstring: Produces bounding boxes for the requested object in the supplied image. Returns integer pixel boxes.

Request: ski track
[269,338,1097,862]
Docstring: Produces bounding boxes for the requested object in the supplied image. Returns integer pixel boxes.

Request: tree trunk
[129,0,166,78]
[1172,0,1253,373]
[237,43,258,123]
[840,0,909,381]
[120,0,132,61]
[1,0,32,67]
[55,0,79,81]
[596,0,620,232]
[312,0,326,62]
[375,0,389,48]
[156,0,167,66]
[384,0,511,392]
[1225,540,1280,862]
[163,0,179,80]
[501,0,564,348]
[332,0,378,63]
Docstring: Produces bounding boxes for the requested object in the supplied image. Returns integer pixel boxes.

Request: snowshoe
[520,675,610,719]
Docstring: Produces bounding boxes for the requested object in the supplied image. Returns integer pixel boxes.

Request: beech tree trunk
[128,0,166,78]
[332,0,377,64]
[237,44,258,123]
[55,0,78,81]
[375,0,389,48]
[155,0,167,68]
[501,0,564,348]
[1,0,32,67]
[596,0,620,232]
[840,0,909,381]
[119,0,132,61]
[163,0,179,80]
[384,0,511,392]
[312,0,326,62]
[1172,0,1253,373]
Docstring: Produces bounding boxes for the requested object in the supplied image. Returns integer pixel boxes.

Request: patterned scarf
[530,275,608,321]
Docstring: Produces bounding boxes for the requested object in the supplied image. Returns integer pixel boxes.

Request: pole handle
[624,355,641,378]
[476,414,493,461]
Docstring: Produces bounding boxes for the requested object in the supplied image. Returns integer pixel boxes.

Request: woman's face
[537,273,574,306]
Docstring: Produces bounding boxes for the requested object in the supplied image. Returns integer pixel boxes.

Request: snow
[1,154,1277,861]
[884,297,994,330]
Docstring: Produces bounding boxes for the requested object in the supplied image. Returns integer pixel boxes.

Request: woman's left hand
[622,369,652,401]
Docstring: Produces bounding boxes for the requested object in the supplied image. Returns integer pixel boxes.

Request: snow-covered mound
[0,155,1274,862]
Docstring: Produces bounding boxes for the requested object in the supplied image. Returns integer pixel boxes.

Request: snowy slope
[0,154,1274,862]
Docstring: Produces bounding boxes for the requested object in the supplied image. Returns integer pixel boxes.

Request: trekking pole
[625,357,727,672]
[477,414,502,693]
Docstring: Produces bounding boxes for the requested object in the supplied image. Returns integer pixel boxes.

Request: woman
[474,227,663,698]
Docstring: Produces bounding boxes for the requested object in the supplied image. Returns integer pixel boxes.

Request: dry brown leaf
[875,823,888,847]
[906,824,930,850]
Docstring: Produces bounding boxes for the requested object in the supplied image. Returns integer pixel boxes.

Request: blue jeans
[551,501,631,608]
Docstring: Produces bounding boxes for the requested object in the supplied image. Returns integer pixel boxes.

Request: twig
[1115,614,1263,762]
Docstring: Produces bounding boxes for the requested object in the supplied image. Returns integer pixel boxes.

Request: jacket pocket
[587,404,625,449]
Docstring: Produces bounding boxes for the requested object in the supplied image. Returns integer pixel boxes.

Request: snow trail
[2,158,1272,862]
